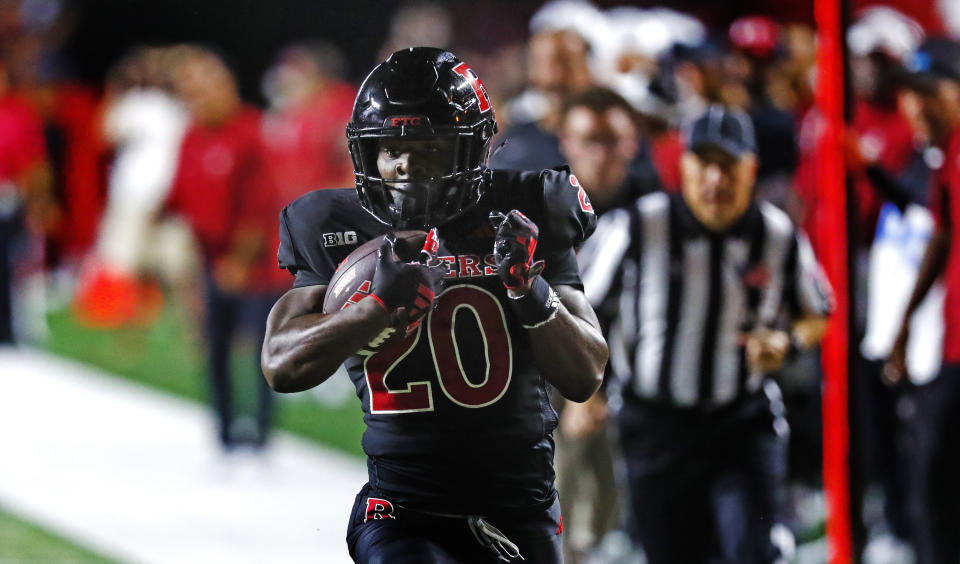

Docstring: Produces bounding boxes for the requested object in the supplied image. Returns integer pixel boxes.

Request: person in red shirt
[41,84,105,263]
[886,37,960,564]
[166,46,287,452]
[5,33,107,263]
[260,42,355,204]
[837,11,925,556]
[0,58,52,343]
[847,39,917,236]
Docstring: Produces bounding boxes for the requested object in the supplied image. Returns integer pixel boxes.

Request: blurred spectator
[579,107,831,564]
[770,24,819,232]
[602,6,704,116]
[558,87,657,214]
[377,1,453,62]
[73,46,192,329]
[779,24,817,117]
[0,1,103,343]
[725,15,799,209]
[670,40,725,125]
[555,87,656,563]
[0,56,51,343]
[601,7,699,193]
[165,46,287,452]
[491,1,597,171]
[846,8,924,237]
[634,68,685,193]
[842,8,931,559]
[260,42,355,202]
[4,2,104,268]
[785,58,835,519]
[527,0,612,86]
[886,36,960,564]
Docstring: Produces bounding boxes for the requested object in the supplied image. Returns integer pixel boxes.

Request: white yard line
[0,347,365,563]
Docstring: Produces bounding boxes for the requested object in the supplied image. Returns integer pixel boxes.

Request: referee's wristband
[508,276,560,329]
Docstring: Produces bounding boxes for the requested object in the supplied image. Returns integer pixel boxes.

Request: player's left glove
[369,229,446,323]
[490,210,560,329]
[489,209,545,294]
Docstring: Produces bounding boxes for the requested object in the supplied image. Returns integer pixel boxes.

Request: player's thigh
[349,518,470,564]
[346,484,506,564]
[495,496,564,564]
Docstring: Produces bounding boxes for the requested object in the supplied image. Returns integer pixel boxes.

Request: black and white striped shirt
[579,192,832,409]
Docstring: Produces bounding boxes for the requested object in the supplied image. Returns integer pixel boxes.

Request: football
[322,230,428,353]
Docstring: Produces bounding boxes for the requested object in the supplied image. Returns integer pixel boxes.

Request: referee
[578,106,832,564]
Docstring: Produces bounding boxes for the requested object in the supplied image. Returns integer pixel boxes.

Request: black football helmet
[346,47,498,230]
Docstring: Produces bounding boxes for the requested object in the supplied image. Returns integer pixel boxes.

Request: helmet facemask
[349,121,492,230]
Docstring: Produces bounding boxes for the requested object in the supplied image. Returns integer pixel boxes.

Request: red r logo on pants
[364,497,396,522]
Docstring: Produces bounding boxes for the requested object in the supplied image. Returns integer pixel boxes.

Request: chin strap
[489,139,508,161]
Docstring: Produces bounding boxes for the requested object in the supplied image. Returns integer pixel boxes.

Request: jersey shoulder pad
[279,188,385,283]
[488,166,597,248]
[539,166,597,246]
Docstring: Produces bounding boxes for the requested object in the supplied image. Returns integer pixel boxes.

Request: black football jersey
[278,167,596,514]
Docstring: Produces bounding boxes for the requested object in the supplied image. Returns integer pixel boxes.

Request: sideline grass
[43,305,365,457]
[0,506,118,564]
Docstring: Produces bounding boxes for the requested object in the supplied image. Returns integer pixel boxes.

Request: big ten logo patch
[570,175,594,214]
[364,497,396,522]
[323,231,358,247]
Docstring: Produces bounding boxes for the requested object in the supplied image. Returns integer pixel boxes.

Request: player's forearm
[903,228,950,321]
[262,297,389,393]
[528,309,607,402]
[526,286,608,402]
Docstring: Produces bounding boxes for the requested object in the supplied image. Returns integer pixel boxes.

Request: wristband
[365,293,390,313]
[509,276,560,329]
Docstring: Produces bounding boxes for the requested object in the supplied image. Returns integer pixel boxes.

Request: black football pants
[618,393,790,564]
[346,483,563,563]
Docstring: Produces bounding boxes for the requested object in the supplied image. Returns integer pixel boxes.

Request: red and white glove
[369,228,447,329]
[489,210,545,294]
[489,210,559,328]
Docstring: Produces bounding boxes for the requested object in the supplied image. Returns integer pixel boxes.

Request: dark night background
[62,0,818,103]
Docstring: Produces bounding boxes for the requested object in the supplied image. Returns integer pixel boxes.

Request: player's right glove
[489,209,545,293]
[489,210,560,329]
[369,230,447,327]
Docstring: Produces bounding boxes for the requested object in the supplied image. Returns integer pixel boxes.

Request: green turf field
[43,304,365,457]
[0,506,118,564]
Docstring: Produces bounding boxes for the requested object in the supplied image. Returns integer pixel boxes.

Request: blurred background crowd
[2,0,959,562]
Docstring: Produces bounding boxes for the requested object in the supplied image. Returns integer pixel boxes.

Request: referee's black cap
[904,37,960,91]
[685,105,756,158]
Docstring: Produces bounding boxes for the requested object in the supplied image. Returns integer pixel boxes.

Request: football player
[261,47,608,563]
